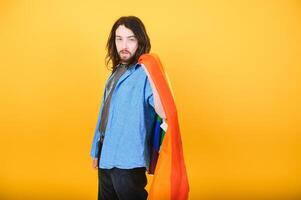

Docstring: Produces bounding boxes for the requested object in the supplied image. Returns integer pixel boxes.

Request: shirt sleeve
[145,76,155,109]
[90,88,106,158]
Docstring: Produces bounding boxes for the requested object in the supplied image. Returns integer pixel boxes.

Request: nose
[121,40,129,49]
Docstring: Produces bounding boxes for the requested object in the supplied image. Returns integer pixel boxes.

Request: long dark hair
[105,16,151,72]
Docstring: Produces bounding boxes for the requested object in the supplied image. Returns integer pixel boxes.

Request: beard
[119,50,135,64]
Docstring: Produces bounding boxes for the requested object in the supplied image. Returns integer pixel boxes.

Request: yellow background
[0,0,300,199]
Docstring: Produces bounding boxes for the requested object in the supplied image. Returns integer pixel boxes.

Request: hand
[92,158,98,169]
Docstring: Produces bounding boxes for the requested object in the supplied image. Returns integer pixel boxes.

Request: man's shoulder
[134,63,149,78]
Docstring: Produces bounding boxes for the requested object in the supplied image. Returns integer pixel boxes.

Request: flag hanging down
[139,53,189,200]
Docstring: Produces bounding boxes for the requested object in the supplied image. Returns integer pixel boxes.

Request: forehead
[115,25,135,37]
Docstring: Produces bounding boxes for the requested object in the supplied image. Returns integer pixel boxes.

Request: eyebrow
[116,35,136,38]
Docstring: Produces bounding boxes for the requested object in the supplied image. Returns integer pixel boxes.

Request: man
[90,16,156,200]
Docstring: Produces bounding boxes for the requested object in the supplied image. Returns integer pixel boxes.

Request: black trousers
[98,167,148,200]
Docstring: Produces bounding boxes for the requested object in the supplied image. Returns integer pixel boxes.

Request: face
[115,25,138,64]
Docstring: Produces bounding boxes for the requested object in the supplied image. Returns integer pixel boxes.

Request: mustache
[120,50,130,54]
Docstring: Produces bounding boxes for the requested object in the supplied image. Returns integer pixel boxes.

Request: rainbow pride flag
[139,53,189,200]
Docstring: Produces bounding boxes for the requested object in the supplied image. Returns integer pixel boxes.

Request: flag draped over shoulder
[138,53,189,200]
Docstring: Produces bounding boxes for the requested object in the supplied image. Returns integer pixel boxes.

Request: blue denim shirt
[90,62,156,170]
